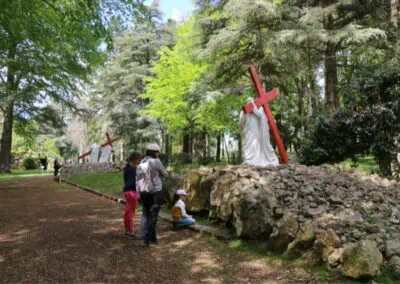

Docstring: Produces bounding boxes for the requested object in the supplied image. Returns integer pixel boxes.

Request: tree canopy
[2,0,400,178]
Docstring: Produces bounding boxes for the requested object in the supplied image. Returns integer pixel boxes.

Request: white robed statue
[99,145,112,163]
[89,143,100,163]
[240,98,279,167]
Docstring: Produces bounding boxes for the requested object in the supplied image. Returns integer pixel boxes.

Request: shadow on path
[0,177,319,283]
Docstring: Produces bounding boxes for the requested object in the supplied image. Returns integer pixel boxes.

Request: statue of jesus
[240,98,279,167]
[89,143,100,163]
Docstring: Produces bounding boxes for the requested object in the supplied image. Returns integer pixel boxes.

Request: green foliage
[0,169,51,181]
[0,0,144,171]
[90,2,175,151]
[142,17,208,134]
[23,157,38,170]
[300,97,400,177]
[339,155,378,175]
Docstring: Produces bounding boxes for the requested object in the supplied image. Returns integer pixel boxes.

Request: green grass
[70,172,123,197]
[335,155,378,175]
[206,237,396,283]
[0,169,52,181]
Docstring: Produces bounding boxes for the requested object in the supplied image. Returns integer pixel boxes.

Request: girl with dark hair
[123,152,142,240]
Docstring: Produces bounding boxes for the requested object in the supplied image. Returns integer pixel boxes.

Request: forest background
[1,0,400,178]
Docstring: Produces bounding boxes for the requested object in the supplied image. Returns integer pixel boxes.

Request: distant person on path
[123,152,142,240]
[136,143,168,247]
[53,159,61,176]
[40,156,48,171]
[171,189,196,229]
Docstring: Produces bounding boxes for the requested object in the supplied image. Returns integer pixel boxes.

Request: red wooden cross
[78,132,120,160]
[242,65,289,164]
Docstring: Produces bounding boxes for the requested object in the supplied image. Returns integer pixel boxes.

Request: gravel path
[0,177,320,283]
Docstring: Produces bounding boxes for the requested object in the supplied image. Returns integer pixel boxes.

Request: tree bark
[377,153,392,177]
[0,44,17,173]
[224,136,230,164]
[165,133,170,163]
[216,134,221,162]
[392,0,399,25]
[309,76,319,116]
[183,134,190,154]
[203,131,207,160]
[120,141,124,162]
[0,100,15,173]
[325,41,339,112]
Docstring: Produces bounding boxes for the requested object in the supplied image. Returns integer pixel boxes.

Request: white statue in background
[240,98,279,167]
[89,143,100,163]
[99,144,112,163]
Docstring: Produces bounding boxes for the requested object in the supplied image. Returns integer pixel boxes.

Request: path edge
[61,178,234,240]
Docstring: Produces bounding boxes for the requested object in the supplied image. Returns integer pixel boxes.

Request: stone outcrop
[163,174,185,205]
[341,240,383,279]
[286,223,316,258]
[185,167,215,212]
[385,240,400,258]
[389,256,400,279]
[183,164,400,279]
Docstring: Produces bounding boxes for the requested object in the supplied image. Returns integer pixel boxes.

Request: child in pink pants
[123,152,142,239]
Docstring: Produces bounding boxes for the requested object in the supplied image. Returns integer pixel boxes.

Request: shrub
[299,109,371,166]
[23,157,38,170]
[299,103,400,177]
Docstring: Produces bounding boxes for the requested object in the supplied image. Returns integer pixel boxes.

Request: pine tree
[279,0,388,112]
[91,1,176,152]
[0,0,143,172]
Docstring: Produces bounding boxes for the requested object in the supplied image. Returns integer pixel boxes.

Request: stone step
[158,211,235,240]
[63,179,235,240]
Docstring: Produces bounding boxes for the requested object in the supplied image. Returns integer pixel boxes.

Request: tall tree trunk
[206,132,210,159]
[203,131,207,160]
[165,134,170,164]
[309,76,319,116]
[238,134,242,164]
[216,134,221,162]
[0,100,14,173]
[0,44,17,173]
[224,136,230,164]
[120,141,124,162]
[377,153,392,177]
[183,134,190,154]
[325,41,339,112]
[392,0,399,25]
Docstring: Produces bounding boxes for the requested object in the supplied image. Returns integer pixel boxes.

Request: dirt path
[0,177,320,283]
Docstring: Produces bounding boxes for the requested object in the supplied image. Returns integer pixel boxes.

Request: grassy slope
[0,169,52,181]
[70,172,123,197]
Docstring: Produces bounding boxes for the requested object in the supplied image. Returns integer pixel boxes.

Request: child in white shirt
[171,189,196,228]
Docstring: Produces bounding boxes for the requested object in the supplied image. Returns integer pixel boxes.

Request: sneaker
[125,232,140,240]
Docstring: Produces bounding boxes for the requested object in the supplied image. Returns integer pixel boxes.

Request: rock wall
[61,163,121,179]
[184,165,400,279]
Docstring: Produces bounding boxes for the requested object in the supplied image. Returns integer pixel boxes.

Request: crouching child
[171,189,196,229]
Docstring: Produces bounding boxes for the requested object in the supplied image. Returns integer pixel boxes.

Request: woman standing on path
[123,152,142,240]
[138,143,168,247]
[53,159,61,177]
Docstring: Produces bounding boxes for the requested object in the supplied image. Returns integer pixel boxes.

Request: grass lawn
[0,169,52,181]
[70,172,123,197]
[336,155,378,175]
[208,237,396,283]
